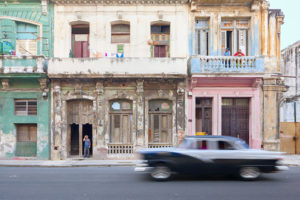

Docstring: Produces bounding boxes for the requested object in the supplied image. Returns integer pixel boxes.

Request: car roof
[185,135,243,142]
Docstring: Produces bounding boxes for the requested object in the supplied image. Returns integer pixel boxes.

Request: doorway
[195,98,212,135]
[70,123,93,156]
[222,98,249,143]
[71,24,89,58]
[70,123,79,155]
[82,123,93,156]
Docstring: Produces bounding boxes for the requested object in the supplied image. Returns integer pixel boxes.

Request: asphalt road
[0,166,299,200]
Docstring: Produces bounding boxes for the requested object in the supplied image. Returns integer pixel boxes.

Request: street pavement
[0,166,299,200]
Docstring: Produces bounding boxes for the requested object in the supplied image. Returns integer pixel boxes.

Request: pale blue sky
[269,0,300,49]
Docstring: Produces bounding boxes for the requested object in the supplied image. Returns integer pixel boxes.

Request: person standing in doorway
[83,135,91,158]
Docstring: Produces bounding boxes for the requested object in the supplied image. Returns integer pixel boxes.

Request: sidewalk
[0,155,299,167]
[0,159,139,167]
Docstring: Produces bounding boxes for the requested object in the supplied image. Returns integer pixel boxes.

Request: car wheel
[239,167,260,180]
[150,165,171,181]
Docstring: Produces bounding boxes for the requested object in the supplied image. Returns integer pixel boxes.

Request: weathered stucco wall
[0,87,50,159]
[50,79,185,160]
[53,4,189,58]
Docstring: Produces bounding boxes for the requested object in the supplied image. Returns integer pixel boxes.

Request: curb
[0,162,137,167]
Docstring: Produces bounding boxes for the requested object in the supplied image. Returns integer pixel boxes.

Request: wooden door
[72,34,89,58]
[16,124,37,157]
[222,98,249,143]
[196,98,212,135]
[154,45,166,57]
[280,122,300,154]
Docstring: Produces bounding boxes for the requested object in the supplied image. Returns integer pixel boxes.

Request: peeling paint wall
[0,87,50,159]
[50,79,185,160]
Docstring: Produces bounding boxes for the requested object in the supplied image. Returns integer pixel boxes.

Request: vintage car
[135,136,288,181]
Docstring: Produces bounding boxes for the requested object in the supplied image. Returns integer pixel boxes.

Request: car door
[178,139,215,176]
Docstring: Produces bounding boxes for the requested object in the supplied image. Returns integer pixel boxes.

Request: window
[111,23,130,43]
[221,19,249,56]
[195,19,209,55]
[15,99,37,116]
[151,23,170,57]
[15,22,38,55]
[110,100,132,144]
[15,124,37,157]
[71,24,89,58]
[148,100,172,144]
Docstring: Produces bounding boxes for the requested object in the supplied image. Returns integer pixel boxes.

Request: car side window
[218,141,235,150]
[196,140,208,150]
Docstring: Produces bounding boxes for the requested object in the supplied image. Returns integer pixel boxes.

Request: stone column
[95,81,106,158]
[51,84,63,160]
[176,81,186,145]
[261,1,269,56]
[136,80,144,149]
[262,78,288,151]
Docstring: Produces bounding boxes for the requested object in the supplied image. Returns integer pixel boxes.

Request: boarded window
[111,23,130,43]
[110,100,132,144]
[15,22,37,55]
[195,19,209,55]
[149,100,172,144]
[15,99,37,116]
[15,124,37,157]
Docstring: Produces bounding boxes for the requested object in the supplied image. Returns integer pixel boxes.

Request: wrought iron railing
[107,144,134,154]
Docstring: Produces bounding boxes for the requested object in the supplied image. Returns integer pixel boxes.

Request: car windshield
[234,139,249,149]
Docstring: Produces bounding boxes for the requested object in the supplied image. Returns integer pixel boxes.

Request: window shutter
[221,30,227,55]
[238,29,247,55]
[200,30,208,55]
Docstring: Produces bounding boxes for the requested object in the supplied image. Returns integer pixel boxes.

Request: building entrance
[67,99,94,157]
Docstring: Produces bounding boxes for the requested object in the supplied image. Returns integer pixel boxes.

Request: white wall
[48,57,187,76]
[54,5,189,58]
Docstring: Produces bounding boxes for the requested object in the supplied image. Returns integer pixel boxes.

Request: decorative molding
[52,0,189,5]
[39,78,48,90]
[1,79,10,89]
[136,80,144,94]
[41,0,48,15]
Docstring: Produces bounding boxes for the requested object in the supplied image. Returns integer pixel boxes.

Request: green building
[0,0,53,159]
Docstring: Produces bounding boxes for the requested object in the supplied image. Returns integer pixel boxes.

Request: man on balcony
[223,48,231,68]
[234,49,245,67]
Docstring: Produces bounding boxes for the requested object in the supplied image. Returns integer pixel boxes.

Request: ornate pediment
[52,0,189,5]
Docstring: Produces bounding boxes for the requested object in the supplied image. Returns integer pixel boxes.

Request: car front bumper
[276,166,289,171]
[134,160,153,173]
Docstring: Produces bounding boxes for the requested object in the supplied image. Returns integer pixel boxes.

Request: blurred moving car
[135,136,288,181]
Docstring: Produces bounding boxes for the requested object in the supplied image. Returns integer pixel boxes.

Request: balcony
[0,55,46,74]
[48,58,187,78]
[189,56,265,75]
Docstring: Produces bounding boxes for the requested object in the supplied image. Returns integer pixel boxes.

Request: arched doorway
[67,99,94,157]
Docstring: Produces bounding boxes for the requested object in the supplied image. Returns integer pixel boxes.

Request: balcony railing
[189,56,265,74]
[0,55,46,73]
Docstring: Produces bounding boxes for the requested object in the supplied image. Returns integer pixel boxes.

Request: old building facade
[280,41,300,154]
[0,0,53,159]
[0,0,286,160]
[48,0,189,160]
[187,0,286,151]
